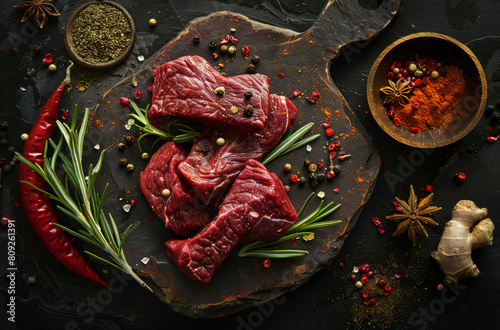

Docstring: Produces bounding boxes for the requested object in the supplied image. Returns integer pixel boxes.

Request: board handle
[306,0,401,56]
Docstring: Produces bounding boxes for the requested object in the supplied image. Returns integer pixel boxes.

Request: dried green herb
[71,4,131,64]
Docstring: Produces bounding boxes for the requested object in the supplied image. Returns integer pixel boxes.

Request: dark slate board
[85,0,400,318]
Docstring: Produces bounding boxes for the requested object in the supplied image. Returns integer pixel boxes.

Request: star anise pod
[386,185,441,246]
[380,78,413,106]
[13,0,60,29]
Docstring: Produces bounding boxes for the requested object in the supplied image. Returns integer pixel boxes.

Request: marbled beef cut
[176,94,298,206]
[139,142,211,235]
[149,55,270,133]
[165,160,297,284]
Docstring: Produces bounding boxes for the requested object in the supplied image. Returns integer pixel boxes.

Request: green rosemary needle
[16,106,152,292]
[238,193,341,258]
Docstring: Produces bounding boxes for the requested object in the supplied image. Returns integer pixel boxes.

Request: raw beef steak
[140,142,211,235]
[165,160,297,284]
[149,55,270,133]
[177,94,298,206]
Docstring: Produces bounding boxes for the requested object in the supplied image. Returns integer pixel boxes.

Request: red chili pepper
[135,90,141,99]
[292,90,301,98]
[425,184,433,193]
[378,225,385,235]
[61,108,69,120]
[487,135,500,143]
[325,128,334,136]
[311,90,320,99]
[372,218,381,226]
[322,121,331,128]
[384,285,392,292]
[395,206,403,213]
[329,151,337,159]
[328,143,335,150]
[339,263,344,267]
[290,238,296,244]
[317,162,323,168]
[486,126,493,132]
[410,127,420,133]
[378,279,387,287]
[456,172,466,182]
[369,298,376,306]
[393,117,401,126]
[19,62,107,287]
[149,215,154,221]
[278,73,285,78]
[367,270,374,278]
[359,264,369,272]
[263,259,271,268]
[241,46,249,56]
[42,53,53,65]
[334,188,339,193]
[131,200,136,206]
[361,273,369,283]
[1,217,11,227]
[392,201,398,207]
[290,175,298,182]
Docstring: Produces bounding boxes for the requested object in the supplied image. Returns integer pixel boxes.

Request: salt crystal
[141,257,150,265]
[94,144,100,150]
[306,144,312,152]
[128,118,135,125]
[137,55,145,62]
[20,87,26,92]
[302,233,315,241]
[353,266,359,273]
[125,124,132,130]
[317,191,325,199]
[123,204,131,212]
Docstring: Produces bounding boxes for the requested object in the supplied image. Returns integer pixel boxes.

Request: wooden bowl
[64,1,136,71]
[367,32,487,148]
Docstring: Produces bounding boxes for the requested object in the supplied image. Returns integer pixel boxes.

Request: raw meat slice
[149,55,270,134]
[177,94,298,206]
[165,160,297,284]
[139,142,211,235]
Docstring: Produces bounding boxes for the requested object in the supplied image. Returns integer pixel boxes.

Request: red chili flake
[394,274,401,279]
[361,273,369,283]
[384,285,392,292]
[388,110,397,119]
[362,290,369,298]
[61,109,69,120]
[290,175,298,182]
[263,259,271,268]
[339,263,344,267]
[120,97,131,106]
[135,90,142,99]
[486,126,493,132]
[358,241,362,246]
[393,117,401,126]
[228,35,238,44]
[395,206,402,213]
[71,237,76,242]
[131,200,136,206]
[149,215,154,221]
[410,127,420,133]
[378,225,385,235]
[328,143,335,150]
[131,136,136,143]
[292,90,301,98]
[425,184,433,193]
[219,35,230,45]
[42,53,52,65]
[338,151,346,156]
[372,218,381,226]
[0,47,3,52]
[322,121,331,128]
[387,71,394,79]
[487,135,500,143]
[149,84,153,92]
[311,90,320,99]
[334,188,340,193]
[325,128,334,136]
[369,298,376,306]
[278,73,285,78]
[241,46,249,56]
[329,151,337,159]
[1,217,11,227]
[392,201,398,207]
[306,96,317,103]
[14,201,20,207]
[317,162,324,168]
[455,172,466,182]
[290,238,296,244]
[334,141,341,148]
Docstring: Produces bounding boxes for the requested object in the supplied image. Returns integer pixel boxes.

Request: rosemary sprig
[127,101,200,152]
[15,106,152,292]
[261,123,320,165]
[238,193,341,258]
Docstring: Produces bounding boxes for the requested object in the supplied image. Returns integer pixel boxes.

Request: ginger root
[431,200,494,283]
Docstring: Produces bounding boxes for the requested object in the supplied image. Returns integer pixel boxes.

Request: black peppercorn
[303,159,311,166]
[119,157,128,166]
[3,165,12,172]
[244,105,254,117]
[118,142,125,150]
[491,112,500,125]
[309,172,318,181]
[247,64,256,74]
[333,164,342,173]
[192,36,200,44]
[0,133,6,138]
[251,55,260,64]
[0,138,7,145]
[33,45,41,54]
[486,105,495,116]
[317,172,326,181]
[298,176,306,184]
[125,136,133,144]
[7,146,15,153]
[209,40,218,49]
[0,121,8,129]
[9,160,16,167]
[244,91,253,100]
[310,180,319,188]
[202,145,211,153]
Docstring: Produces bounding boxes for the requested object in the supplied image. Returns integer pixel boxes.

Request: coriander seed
[220,44,228,53]
[244,91,253,99]
[48,64,57,72]
[21,133,29,141]
[228,46,236,55]
[126,163,134,172]
[149,18,157,26]
[283,163,292,172]
[216,137,225,146]
[141,152,149,160]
